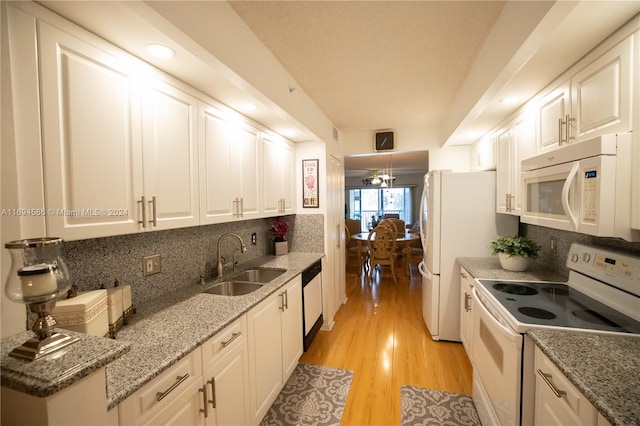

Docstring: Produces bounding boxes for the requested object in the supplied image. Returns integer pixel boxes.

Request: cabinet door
[199,103,235,224]
[142,81,199,230]
[459,268,473,361]
[471,134,496,171]
[571,36,633,140]
[203,341,251,426]
[247,292,283,424]
[38,21,143,240]
[281,276,303,381]
[495,127,512,214]
[512,113,536,215]
[234,123,261,220]
[262,136,295,216]
[537,80,570,152]
[534,346,596,426]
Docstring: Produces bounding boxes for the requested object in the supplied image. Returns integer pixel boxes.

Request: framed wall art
[302,159,319,208]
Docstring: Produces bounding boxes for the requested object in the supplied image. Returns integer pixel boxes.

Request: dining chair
[345,224,369,274]
[367,225,398,284]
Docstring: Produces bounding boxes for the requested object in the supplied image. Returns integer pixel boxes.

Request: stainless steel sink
[202,281,265,296]
[232,268,285,283]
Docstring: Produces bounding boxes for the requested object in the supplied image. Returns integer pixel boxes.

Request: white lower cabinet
[247,276,303,424]
[534,346,597,426]
[201,316,251,426]
[459,267,474,361]
[118,317,251,426]
[118,349,204,425]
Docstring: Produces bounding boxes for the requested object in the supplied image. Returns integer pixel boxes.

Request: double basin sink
[202,268,285,296]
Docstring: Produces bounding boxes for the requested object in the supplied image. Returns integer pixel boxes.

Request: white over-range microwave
[521,133,640,242]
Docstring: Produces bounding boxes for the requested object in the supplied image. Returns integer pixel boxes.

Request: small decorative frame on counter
[302,159,319,208]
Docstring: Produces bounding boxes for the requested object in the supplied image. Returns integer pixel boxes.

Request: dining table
[351,232,420,276]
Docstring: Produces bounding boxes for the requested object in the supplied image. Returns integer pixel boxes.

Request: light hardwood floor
[299,259,473,425]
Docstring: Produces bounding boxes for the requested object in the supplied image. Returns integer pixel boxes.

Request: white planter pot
[498,252,530,272]
[275,241,288,256]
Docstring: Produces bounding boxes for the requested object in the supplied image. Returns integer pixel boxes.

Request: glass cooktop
[477,279,640,334]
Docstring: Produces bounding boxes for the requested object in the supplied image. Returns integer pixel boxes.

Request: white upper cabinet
[496,113,535,216]
[199,103,261,224]
[570,35,633,140]
[537,80,571,152]
[39,21,200,240]
[536,34,634,153]
[39,21,144,240]
[141,80,200,231]
[470,133,496,171]
[262,135,295,217]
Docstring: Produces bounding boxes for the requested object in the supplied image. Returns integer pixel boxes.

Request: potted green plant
[489,235,540,272]
[270,218,290,255]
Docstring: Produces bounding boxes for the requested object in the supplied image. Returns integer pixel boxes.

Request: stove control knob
[582,253,591,263]
[571,253,579,263]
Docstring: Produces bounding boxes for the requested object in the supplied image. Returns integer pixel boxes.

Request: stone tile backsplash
[522,223,640,277]
[62,215,324,305]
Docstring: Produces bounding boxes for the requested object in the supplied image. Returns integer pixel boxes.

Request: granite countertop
[528,329,640,426]
[457,257,568,282]
[0,252,323,409]
[105,252,323,409]
[1,329,130,397]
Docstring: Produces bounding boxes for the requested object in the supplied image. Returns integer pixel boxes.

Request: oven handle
[561,161,580,231]
[472,287,522,347]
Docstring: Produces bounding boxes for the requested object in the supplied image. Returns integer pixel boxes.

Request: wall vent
[332,127,339,141]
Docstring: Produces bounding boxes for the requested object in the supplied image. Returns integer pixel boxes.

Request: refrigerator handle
[418,261,432,280]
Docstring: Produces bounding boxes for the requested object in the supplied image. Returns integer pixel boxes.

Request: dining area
[345,218,421,284]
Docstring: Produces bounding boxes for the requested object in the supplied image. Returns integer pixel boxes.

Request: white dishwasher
[302,260,323,351]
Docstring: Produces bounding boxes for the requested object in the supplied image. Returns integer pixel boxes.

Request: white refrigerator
[418,170,518,341]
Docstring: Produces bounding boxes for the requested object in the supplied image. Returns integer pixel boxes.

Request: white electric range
[471,243,640,426]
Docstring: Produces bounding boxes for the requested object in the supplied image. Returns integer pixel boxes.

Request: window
[347,187,412,231]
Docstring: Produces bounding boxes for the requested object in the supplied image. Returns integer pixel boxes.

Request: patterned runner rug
[401,385,481,425]
[260,363,354,426]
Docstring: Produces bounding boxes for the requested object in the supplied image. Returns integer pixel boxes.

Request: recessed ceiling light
[146,44,175,59]
[500,96,518,105]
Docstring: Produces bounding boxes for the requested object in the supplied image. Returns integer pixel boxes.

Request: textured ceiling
[229,1,505,133]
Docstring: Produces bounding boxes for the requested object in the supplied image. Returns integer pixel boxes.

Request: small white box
[106,287,123,325]
[52,290,109,337]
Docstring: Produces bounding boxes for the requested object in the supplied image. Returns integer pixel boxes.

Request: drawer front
[201,315,247,370]
[534,346,596,425]
[119,349,202,425]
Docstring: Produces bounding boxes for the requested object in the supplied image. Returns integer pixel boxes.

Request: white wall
[342,128,471,172]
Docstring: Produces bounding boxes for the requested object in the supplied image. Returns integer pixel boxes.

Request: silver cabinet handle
[464,292,472,312]
[279,292,285,311]
[284,289,289,310]
[199,384,208,417]
[208,378,216,409]
[565,114,575,143]
[138,196,147,228]
[221,332,242,348]
[156,373,189,401]
[240,197,244,217]
[149,196,157,227]
[558,117,565,146]
[537,369,566,398]
[337,224,341,249]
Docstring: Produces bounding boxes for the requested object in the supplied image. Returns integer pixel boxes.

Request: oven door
[472,287,523,426]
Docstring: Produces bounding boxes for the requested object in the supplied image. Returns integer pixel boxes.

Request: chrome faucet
[216,233,247,277]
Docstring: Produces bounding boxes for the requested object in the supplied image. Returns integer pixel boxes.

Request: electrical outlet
[143,254,161,276]
[549,236,557,255]
[251,233,257,245]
